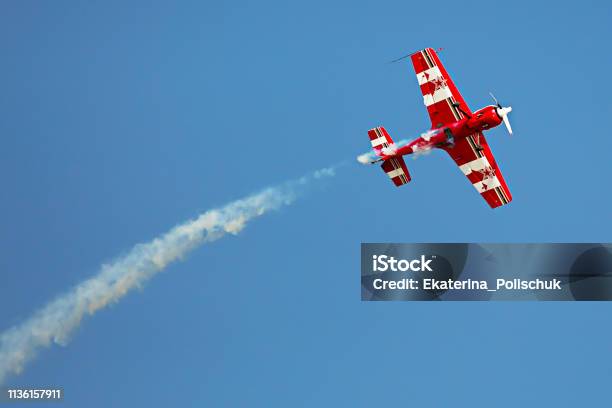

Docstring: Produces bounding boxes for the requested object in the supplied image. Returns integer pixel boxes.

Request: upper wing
[411,48,471,129]
[443,132,512,208]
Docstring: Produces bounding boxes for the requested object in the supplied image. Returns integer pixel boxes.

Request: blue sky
[0,1,610,406]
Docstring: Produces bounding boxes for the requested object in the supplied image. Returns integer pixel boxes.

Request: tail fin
[367,126,411,187]
[367,126,394,153]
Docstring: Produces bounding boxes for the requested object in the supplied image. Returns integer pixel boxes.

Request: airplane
[361,47,513,208]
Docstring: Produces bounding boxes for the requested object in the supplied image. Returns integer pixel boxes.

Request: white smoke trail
[356,139,411,165]
[357,129,445,165]
[410,144,434,160]
[0,166,338,383]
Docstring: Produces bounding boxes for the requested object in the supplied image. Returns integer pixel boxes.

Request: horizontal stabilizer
[367,126,411,186]
[381,157,411,186]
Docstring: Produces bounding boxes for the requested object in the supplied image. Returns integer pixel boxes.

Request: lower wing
[443,133,512,208]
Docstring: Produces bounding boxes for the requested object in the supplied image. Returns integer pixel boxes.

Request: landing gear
[452,102,471,119]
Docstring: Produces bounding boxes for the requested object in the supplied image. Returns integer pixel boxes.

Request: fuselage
[378,105,503,159]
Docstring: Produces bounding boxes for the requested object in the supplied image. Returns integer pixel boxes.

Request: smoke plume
[356,139,411,164]
[0,166,337,383]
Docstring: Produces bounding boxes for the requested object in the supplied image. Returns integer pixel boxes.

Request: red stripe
[411,51,430,74]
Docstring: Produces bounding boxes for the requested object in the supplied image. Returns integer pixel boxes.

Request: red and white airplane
[362,47,513,208]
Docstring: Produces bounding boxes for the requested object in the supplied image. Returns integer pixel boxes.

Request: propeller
[489,92,513,135]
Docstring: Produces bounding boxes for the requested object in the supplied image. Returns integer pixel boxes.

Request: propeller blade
[495,105,513,135]
[503,114,513,135]
[489,92,502,108]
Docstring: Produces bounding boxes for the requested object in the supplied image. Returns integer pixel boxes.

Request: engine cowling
[467,106,502,131]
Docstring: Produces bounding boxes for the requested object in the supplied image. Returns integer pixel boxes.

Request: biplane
[364,48,513,208]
